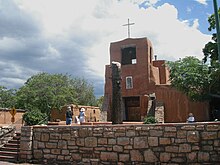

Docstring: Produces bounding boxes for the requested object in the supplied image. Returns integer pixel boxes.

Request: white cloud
[0,0,212,96]
[195,0,208,5]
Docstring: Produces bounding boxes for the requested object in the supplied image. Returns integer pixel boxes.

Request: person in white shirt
[187,113,195,123]
[79,107,86,123]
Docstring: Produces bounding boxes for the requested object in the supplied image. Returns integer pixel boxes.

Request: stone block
[187,131,199,142]
[62,133,71,140]
[41,133,49,141]
[165,146,178,152]
[51,148,61,154]
[187,152,197,162]
[159,138,171,145]
[206,125,219,131]
[130,150,143,162]
[159,153,171,162]
[117,137,130,146]
[85,137,97,147]
[98,138,107,145]
[113,145,123,152]
[149,130,163,137]
[76,138,85,146]
[181,125,196,130]
[50,133,61,140]
[119,154,129,162]
[179,144,191,152]
[72,153,82,161]
[165,126,177,132]
[126,130,136,137]
[108,138,116,145]
[58,140,67,149]
[44,153,57,159]
[164,132,176,137]
[148,137,158,147]
[177,130,187,138]
[100,152,118,161]
[67,139,76,146]
[134,137,148,149]
[33,150,43,159]
[103,131,114,137]
[79,128,89,137]
[198,152,210,162]
[38,142,45,148]
[144,149,158,162]
[46,142,57,149]
[201,132,217,140]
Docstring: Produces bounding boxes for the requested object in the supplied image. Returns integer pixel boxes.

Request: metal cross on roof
[123,18,135,38]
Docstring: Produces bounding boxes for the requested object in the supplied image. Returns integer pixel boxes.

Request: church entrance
[123,96,140,121]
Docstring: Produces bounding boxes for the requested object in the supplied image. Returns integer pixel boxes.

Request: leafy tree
[167,56,210,101]
[23,108,47,126]
[0,86,16,108]
[70,77,96,105]
[16,73,96,118]
[203,8,220,64]
[95,96,104,110]
[202,7,220,97]
[144,116,158,124]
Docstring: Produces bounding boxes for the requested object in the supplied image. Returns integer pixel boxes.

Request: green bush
[144,116,158,124]
[23,109,47,126]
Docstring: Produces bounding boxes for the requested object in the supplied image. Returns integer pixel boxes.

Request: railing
[36,116,49,125]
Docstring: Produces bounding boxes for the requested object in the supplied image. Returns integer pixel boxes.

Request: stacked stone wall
[0,125,15,147]
[20,122,220,164]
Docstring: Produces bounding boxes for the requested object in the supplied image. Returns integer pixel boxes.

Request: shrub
[144,116,158,124]
[23,109,47,126]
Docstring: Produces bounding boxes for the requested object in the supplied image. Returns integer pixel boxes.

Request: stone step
[0,146,19,152]
[9,139,20,144]
[0,132,21,163]
[0,150,18,156]
[4,143,20,148]
[0,155,18,163]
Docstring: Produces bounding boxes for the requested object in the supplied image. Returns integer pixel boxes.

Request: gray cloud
[0,0,104,97]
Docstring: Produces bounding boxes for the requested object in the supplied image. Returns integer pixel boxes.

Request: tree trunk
[111,62,122,124]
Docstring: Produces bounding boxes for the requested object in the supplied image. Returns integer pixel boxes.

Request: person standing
[66,106,73,125]
[79,107,86,123]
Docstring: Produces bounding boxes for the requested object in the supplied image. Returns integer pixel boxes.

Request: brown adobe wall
[19,122,220,164]
[50,105,101,123]
[0,108,25,124]
[155,85,210,123]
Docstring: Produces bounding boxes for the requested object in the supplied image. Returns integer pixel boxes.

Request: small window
[93,110,96,114]
[126,76,133,89]
[121,47,136,65]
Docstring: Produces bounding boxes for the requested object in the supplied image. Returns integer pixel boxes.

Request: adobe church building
[103,37,210,123]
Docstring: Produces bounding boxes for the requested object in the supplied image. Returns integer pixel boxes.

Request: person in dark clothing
[66,106,73,125]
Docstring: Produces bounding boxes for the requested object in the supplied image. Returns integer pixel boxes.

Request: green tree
[16,73,96,118]
[0,86,16,108]
[95,96,104,110]
[22,108,47,126]
[203,8,220,64]
[202,7,220,96]
[167,56,210,101]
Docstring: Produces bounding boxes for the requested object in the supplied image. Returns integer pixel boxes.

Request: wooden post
[111,62,123,124]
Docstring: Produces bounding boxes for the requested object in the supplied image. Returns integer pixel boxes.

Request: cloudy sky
[0,0,217,97]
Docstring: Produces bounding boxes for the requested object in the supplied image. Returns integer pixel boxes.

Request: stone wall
[19,122,220,164]
[0,125,15,147]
